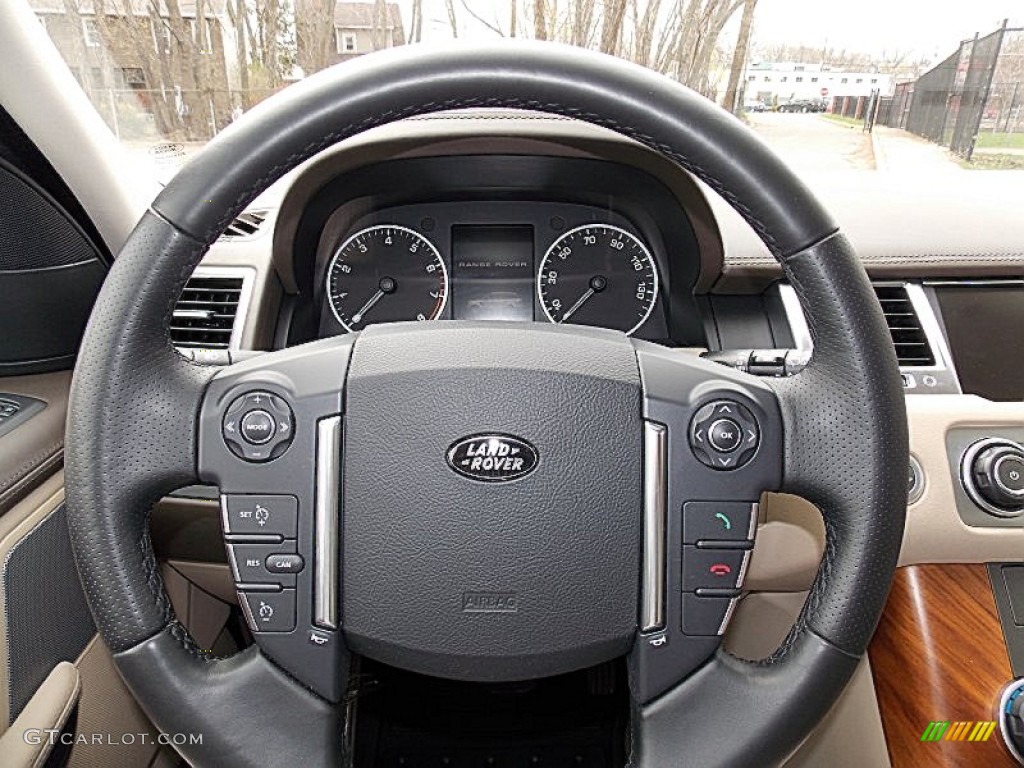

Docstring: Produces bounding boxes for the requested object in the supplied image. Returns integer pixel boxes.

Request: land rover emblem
[446,434,539,482]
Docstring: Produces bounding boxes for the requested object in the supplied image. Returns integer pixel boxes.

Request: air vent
[171,275,243,349]
[219,210,268,240]
[874,285,936,367]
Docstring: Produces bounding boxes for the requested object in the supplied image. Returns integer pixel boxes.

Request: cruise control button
[682,545,748,592]
[681,593,735,636]
[682,501,756,545]
[239,589,296,633]
[228,541,298,587]
[240,409,276,444]
[708,419,742,452]
[266,554,305,574]
[222,494,298,537]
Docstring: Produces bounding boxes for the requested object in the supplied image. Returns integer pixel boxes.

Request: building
[30,0,237,140]
[745,62,895,106]
[331,2,404,65]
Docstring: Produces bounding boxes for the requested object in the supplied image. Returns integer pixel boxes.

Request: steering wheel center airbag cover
[342,322,642,680]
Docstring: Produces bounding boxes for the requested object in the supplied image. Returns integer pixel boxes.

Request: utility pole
[723,0,757,114]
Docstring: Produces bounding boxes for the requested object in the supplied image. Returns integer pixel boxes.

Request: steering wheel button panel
[222,390,295,462]
[681,593,737,637]
[239,590,297,633]
[221,494,298,538]
[689,400,760,470]
[682,501,757,546]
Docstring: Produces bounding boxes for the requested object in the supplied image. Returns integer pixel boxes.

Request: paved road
[746,112,875,173]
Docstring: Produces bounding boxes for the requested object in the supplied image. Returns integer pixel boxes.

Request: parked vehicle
[777,99,827,113]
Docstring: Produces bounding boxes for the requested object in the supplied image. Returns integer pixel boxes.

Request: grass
[959,153,1024,170]
[820,113,864,129]
[975,132,1024,149]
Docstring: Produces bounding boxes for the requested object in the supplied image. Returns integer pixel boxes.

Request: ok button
[708,418,742,453]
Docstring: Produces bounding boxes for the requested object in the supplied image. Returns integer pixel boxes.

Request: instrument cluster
[318,201,668,339]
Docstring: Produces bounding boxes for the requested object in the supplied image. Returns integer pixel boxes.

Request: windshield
[33,0,1024,181]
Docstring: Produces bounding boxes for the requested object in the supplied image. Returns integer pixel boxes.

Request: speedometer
[537,224,658,336]
[326,225,448,332]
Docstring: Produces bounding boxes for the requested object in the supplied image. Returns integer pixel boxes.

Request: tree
[722,0,756,113]
[295,0,336,75]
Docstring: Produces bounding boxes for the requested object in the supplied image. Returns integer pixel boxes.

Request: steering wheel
[65,41,907,767]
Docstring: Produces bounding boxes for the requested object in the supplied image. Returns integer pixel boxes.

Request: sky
[404,0,1023,66]
[748,0,1023,61]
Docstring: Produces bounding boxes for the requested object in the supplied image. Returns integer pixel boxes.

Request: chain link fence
[875,22,1024,160]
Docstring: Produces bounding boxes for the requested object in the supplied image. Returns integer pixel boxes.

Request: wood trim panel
[869,565,1017,767]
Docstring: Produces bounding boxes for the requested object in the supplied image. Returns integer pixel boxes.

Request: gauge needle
[351,277,397,325]
[559,275,607,324]
[559,289,594,324]
[351,290,383,325]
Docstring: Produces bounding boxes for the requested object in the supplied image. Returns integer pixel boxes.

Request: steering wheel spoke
[197,335,356,702]
[628,342,784,703]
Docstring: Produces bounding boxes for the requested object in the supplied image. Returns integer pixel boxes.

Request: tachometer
[537,224,658,335]
[326,225,448,331]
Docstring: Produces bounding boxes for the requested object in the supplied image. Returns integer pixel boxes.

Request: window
[856,78,863,84]
[120,67,146,87]
[763,76,770,82]
[780,76,788,82]
[89,67,103,89]
[811,77,818,83]
[794,65,804,72]
[841,77,849,84]
[336,29,357,54]
[795,77,803,83]
[82,17,101,47]
[747,75,755,81]
[871,78,878,84]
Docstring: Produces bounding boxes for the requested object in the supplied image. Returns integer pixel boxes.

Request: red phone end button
[681,545,749,593]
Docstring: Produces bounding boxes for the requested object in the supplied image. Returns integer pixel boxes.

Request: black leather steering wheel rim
[65,40,907,767]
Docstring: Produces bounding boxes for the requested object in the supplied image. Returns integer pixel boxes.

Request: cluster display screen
[450,225,535,321]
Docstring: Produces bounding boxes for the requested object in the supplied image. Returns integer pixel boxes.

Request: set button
[689,400,760,470]
[222,391,294,462]
[221,494,298,538]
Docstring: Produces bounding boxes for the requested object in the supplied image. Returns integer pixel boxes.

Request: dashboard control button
[682,501,756,545]
[997,455,1024,493]
[222,494,298,537]
[681,545,749,592]
[964,439,1024,516]
[708,419,742,452]
[222,391,294,462]
[689,400,760,470]
[228,541,299,587]
[266,554,305,574]
[239,589,296,633]
[240,409,276,444]
[681,593,735,636]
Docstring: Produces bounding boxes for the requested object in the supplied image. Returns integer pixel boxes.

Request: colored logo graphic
[920,721,998,742]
